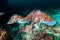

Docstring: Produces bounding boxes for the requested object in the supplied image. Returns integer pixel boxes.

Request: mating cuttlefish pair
[7,10,56,29]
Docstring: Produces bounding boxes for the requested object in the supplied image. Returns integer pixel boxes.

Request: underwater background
[0,0,60,40]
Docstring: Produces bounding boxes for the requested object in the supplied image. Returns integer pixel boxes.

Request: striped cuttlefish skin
[24,10,56,26]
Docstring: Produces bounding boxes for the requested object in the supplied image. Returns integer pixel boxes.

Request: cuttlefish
[23,10,56,29]
[7,10,56,30]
